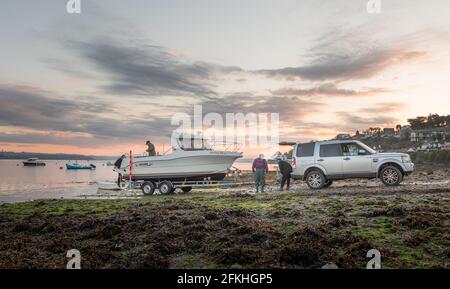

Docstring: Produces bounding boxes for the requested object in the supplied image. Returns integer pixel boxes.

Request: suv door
[317,143,344,178]
[340,142,374,177]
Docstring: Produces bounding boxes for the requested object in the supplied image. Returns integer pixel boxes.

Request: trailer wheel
[158,181,174,195]
[119,180,129,190]
[141,181,155,195]
[181,186,192,193]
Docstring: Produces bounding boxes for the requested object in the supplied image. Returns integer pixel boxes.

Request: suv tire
[305,170,326,189]
[380,166,403,186]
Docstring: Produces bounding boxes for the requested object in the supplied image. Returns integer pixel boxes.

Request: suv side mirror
[358,149,367,155]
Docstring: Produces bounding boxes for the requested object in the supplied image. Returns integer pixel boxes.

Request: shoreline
[0,186,448,269]
[0,165,448,269]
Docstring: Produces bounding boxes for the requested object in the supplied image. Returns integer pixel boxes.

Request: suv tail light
[291,157,296,169]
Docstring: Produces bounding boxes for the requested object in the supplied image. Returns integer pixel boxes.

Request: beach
[0,164,448,269]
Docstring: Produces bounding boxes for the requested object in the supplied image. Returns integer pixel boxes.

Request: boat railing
[207,140,242,152]
[121,139,242,162]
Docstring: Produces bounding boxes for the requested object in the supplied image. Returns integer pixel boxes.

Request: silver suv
[291,140,414,189]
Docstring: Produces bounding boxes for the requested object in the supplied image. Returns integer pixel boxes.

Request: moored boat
[22,158,46,166]
[66,163,96,170]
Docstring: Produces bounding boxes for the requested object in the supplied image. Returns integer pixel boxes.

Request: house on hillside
[383,128,395,137]
[417,142,442,151]
[400,126,413,138]
[335,133,352,140]
[410,130,448,142]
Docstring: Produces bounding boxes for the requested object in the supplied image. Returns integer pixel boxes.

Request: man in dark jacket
[146,140,156,156]
[278,159,292,191]
[252,154,268,193]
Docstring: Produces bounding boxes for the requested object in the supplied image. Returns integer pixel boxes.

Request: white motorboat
[113,135,242,182]
[22,158,46,166]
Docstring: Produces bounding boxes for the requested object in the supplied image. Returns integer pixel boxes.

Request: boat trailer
[119,178,244,195]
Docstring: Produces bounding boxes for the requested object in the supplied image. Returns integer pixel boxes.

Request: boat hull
[66,164,96,170]
[23,162,46,166]
[115,150,241,182]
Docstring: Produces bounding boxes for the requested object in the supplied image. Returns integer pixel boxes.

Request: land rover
[291,140,414,189]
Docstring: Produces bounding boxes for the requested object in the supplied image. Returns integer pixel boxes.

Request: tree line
[407,114,450,130]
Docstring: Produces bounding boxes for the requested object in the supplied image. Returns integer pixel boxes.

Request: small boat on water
[66,163,96,170]
[96,181,121,190]
[23,158,46,166]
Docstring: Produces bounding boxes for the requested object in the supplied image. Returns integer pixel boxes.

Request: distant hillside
[0,151,115,161]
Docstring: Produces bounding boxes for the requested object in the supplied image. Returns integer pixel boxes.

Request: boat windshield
[177,137,212,151]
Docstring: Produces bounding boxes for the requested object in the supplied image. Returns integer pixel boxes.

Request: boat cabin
[174,135,212,151]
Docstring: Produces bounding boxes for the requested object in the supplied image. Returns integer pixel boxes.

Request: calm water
[0,159,258,203]
[0,160,117,203]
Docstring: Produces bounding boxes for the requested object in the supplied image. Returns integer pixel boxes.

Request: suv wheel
[380,166,403,186]
[305,170,326,189]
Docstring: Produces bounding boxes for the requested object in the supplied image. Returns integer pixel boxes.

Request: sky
[0,0,449,157]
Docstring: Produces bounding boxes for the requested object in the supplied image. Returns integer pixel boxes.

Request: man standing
[146,140,156,156]
[252,154,268,193]
[278,159,292,191]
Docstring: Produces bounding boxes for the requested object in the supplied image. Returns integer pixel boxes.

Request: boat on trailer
[113,135,242,195]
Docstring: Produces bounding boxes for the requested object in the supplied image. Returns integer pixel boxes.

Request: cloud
[0,85,79,131]
[271,83,390,98]
[337,112,398,130]
[359,102,408,114]
[0,84,177,145]
[199,93,323,122]
[62,37,241,97]
[256,48,425,81]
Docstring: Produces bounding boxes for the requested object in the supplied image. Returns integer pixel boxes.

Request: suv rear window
[319,144,342,157]
[296,142,315,157]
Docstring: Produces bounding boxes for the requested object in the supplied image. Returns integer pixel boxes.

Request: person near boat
[252,154,268,193]
[278,159,292,191]
[146,140,156,156]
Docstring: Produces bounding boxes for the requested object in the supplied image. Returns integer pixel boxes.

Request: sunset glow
[1,0,450,157]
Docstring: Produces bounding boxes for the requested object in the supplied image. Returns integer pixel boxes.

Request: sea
[0,159,259,203]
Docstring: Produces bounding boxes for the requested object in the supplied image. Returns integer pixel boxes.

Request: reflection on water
[0,159,257,203]
[0,160,117,203]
